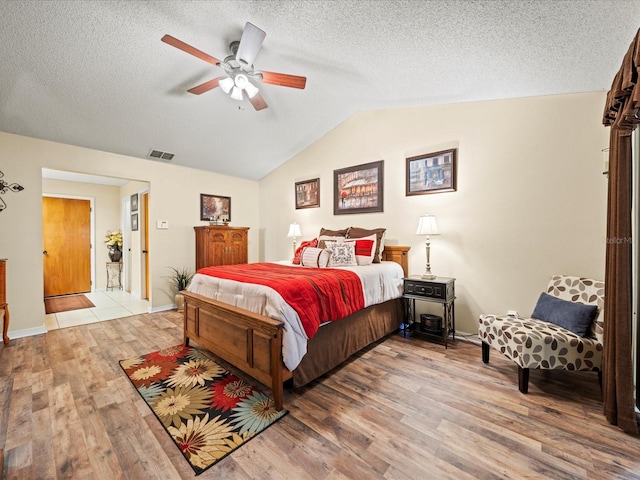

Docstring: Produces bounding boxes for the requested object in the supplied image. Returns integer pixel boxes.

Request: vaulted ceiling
[1,1,638,180]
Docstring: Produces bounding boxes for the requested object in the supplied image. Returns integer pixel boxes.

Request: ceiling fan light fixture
[219,76,234,94]
[244,81,259,99]
[234,73,249,89]
[230,86,243,101]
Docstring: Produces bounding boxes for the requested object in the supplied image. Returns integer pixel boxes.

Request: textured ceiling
[1,0,639,180]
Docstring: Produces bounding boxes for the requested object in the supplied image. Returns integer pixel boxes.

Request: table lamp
[416,214,440,279]
[287,222,302,255]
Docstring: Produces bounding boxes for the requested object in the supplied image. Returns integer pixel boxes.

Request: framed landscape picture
[334,160,384,215]
[295,178,320,209]
[200,194,231,222]
[406,148,457,195]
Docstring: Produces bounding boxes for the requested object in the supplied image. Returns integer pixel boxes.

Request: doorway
[42,196,92,297]
[42,169,151,327]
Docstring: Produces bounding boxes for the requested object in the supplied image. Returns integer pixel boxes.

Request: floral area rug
[120,344,288,475]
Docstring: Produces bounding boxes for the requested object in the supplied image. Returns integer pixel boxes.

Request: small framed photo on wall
[406,148,457,195]
[295,178,320,209]
[131,193,138,212]
[131,213,139,231]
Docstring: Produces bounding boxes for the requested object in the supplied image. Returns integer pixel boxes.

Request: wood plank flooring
[1,310,639,479]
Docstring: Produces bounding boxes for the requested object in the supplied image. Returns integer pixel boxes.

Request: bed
[182,245,409,410]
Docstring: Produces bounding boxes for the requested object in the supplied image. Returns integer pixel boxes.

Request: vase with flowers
[105,229,123,262]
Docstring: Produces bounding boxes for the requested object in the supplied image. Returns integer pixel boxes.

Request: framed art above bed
[295,178,320,209]
[406,148,457,195]
[334,160,384,215]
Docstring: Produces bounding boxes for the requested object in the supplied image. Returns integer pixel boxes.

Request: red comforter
[197,263,365,338]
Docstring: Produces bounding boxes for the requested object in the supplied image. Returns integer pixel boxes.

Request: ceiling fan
[161,22,306,111]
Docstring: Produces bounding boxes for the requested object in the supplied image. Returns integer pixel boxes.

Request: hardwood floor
[1,311,639,479]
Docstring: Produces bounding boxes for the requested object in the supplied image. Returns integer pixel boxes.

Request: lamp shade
[244,81,259,99]
[219,76,234,94]
[230,86,243,101]
[287,223,302,238]
[416,214,440,236]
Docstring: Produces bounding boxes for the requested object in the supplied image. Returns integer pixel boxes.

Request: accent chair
[478,275,604,393]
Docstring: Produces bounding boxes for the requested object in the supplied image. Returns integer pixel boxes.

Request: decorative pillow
[345,234,377,266]
[319,227,349,238]
[318,235,346,244]
[324,241,357,267]
[300,247,331,268]
[292,238,318,264]
[531,292,598,337]
[347,227,386,263]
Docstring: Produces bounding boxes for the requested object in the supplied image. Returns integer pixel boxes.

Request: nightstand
[402,276,456,347]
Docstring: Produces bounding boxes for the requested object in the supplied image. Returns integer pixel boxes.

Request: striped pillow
[300,247,331,268]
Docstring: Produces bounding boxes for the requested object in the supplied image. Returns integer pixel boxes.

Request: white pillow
[318,234,346,242]
[324,241,357,267]
[345,234,377,266]
[300,247,331,268]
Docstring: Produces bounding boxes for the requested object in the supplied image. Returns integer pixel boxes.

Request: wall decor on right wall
[406,148,457,196]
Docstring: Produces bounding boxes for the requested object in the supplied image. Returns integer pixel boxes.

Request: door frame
[42,193,96,293]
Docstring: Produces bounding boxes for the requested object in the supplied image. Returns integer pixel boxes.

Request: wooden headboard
[381,246,410,277]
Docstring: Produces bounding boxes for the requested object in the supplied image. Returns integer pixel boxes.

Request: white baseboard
[8,326,47,340]
[149,304,177,314]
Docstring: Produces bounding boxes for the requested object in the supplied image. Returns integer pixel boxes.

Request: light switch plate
[156,220,169,229]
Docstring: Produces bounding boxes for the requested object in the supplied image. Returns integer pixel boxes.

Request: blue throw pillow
[531,292,598,337]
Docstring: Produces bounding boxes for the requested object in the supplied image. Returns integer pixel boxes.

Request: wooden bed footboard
[182,290,292,410]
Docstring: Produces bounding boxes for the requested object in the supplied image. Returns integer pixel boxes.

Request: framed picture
[334,160,384,215]
[295,178,320,209]
[130,193,138,212]
[406,148,457,195]
[131,213,139,231]
[200,194,231,222]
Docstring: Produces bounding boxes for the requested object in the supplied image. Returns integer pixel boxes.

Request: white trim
[149,304,176,314]
[9,325,47,339]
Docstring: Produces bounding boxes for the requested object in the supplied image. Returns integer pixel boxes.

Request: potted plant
[104,230,123,262]
[167,267,194,312]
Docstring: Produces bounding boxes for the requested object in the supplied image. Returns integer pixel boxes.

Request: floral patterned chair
[478,275,604,393]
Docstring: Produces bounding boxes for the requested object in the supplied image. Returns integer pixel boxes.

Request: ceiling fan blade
[187,76,226,95]
[248,91,268,111]
[259,71,307,89]
[161,34,220,66]
[236,22,266,66]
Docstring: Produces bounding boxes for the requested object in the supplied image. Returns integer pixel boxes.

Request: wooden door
[143,192,149,299]
[43,197,91,297]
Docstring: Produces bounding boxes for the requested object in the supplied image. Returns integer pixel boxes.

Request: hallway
[44,290,150,330]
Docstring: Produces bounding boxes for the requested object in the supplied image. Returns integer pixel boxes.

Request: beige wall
[259,92,609,334]
[1,132,260,337]
[1,91,610,338]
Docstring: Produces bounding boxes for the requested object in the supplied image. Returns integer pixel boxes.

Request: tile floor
[44,290,150,331]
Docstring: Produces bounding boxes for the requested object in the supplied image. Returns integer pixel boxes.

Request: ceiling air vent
[148,149,175,161]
